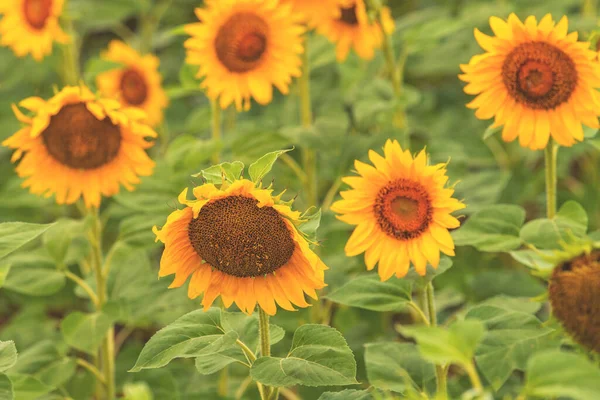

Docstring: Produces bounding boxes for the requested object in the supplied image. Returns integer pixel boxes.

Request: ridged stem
[211,99,222,165]
[258,308,274,400]
[425,283,448,400]
[544,139,558,219]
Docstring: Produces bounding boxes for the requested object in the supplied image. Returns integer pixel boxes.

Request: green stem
[64,271,99,307]
[258,308,274,400]
[211,99,222,165]
[544,139,557,219]
[299,40,317,207]
[407,302,430,326]
[465,363,483,393]
[76,358,106,385]
[61,5,80,85]
[88,208,115,400]
[425,283,448,400]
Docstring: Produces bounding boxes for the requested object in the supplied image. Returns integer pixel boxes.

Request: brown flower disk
[188,196,295,277]
[549,250,600,353]
[214,12,268,73]
[41,103,122,170]
[120,69,148,105]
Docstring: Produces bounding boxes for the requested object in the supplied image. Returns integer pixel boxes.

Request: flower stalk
[258,308,275,400]
[544,139,558,218]
[211,99,222,165]
[425,283,448,400]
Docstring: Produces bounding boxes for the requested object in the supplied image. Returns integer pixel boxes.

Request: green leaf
[399,320,486,367]
[0,222,53,260]
[35,358,76,388]
[118,214,166,248]
[452,205,525,251]
[299,209,322,242]
[465,298,558,390]
[250,324,357,387]
[193,161,245,185]
[520,201,588,249]
[403,257,453,287]
[524,350,600,399]
[3,268,65,296]
[325,274,412,312]
[60,312,113,355]
[7,374,54,400]
[10,341,59,375]
[0,264,10,288]
[123,382,154,400]
[0,341,17,372]
[0,374,13,400]
[365,342,435,393]
[318,389,373,400]
[195,346,246,375]
[131,309,237,372]
[42,219,83,265]
[248,149,293,183]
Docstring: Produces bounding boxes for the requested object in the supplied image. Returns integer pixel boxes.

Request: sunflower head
[96,40,169,127]
[549,250,600,353]
[0,0,69,61]
[153,170,327,316]
[2,85,157,208]
[313,0,395,61]
[460,14,600,150]
[331,139,465,280]
[184,0,305,111]
[280,0,340,27]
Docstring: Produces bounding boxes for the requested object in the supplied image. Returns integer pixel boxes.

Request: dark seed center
[120,69,148,106]
[41,103,121,170]
[188,196,295,277]
[339,5,359,25]
[23,0,52,30]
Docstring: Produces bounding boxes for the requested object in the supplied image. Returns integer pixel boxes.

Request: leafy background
[1,0,600,399]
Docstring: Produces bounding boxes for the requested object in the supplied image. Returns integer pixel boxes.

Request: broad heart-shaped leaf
[0,222,53,260]
[248,148,293,183]
[0,373,13,400]
[131,308,237,372]
[42,218,83,265]
[452,204,525,251]
[250,324,358,387]
[523,350,600,399]
[6,373,54,400]
[325,274,412,312]
[3,267,65,296]
[520,201,588,249]
[193,161,244,185]
[318,389,373,400]
[0,341,17,372]
[403,257,453,288]
[399,320,486,367]
[195,310,286,375]
[466,298,558,390]
[60,311,113,355]
[35,358,76,388]
[0,264,11,288]
[365,342,435,394]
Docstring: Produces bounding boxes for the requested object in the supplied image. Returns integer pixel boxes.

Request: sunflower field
[3,0,600,399]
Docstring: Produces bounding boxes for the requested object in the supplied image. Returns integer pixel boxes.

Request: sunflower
[313,0,395,61]
[153,178,328,315]
[331,139,465,280]
[96,40,169,127]
[280,0,339,27]
[184,0,304,111]
[549,250,600,353]
[2,85,157,208]
[460,14,600,150]
[0,0,69,61]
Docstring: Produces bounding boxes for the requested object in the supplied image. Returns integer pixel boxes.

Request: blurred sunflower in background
[96,40,169,127]
[461,14,600,150]
[280,0,340,27]
[184,0,304,110]
[2,85,157,208]
[332,140,465,280]
[153,179,328,315]
[314,0,395,61]
[0,0,69,61]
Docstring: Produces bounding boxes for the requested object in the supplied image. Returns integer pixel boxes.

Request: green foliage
[250,324,357,387]
[0,222,53,260]
[520,201,588,249]
[248,148,293,183]
[522,350,600,399]
[61,312,114,355]
[400,320,486,367]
